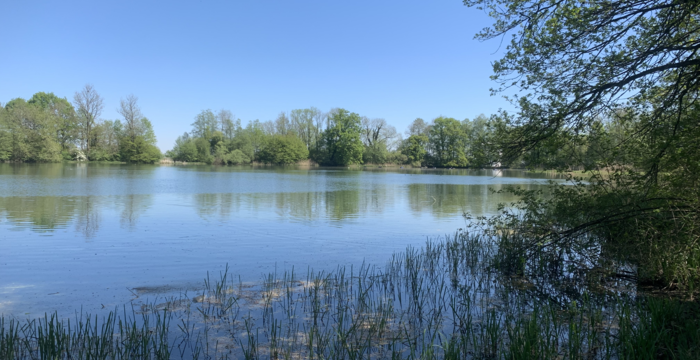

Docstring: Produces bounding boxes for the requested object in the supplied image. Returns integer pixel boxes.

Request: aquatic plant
[1,231,698,359]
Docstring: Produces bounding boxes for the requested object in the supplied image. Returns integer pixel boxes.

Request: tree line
[2,86,642,169]
[167,105,642,169]
[0,85,161,163]
[166,107,493,167]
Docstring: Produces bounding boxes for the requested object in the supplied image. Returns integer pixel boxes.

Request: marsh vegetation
[4,232,697,359]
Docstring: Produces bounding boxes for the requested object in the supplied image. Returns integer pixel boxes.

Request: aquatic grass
[1,231,699,359]
[0,306,173,359]
[617,297,700,360]
[0,316,19,359]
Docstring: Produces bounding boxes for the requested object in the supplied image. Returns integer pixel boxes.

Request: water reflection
[74,196,100,238]
[406,183,543,218]
[0,196,77,232]
[118,195,153,230]
[0,164,563,317]
[0,164,560,238]
[0,184,550,237]
[194,190,369,222]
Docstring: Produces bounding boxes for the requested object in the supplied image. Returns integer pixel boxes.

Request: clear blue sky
[1,0,509,151]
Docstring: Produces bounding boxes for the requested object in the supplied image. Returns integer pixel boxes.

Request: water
[0,163,558,317]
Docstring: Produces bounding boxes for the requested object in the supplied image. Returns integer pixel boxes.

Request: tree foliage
[401,135,428,165]
[28,92,78,154]
[464,0,700,163]
[464,0,700,289]
[119,135,162,164]
[314,109,364,166]
[428,117,468,167]
[1,97,64,162]
[168,110,263,165]
[0,88,161,163]
[258,134,309,165]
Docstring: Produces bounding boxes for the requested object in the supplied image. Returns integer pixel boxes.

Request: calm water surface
[0,163,558,317]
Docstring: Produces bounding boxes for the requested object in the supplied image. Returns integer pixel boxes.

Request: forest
[2,88,638,168]
[163,106,638,168]
[0,85,161,164]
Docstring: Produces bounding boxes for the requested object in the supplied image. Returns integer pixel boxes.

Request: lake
[0,163,557,317]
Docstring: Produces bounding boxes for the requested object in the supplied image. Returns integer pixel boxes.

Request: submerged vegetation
[3,232,698,359]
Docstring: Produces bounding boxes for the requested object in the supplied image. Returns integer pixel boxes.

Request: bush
[227,149,251,165]
[119,136,162,164]
[362,142,388,164]
[87,148,118,161]
[258,134,308,165]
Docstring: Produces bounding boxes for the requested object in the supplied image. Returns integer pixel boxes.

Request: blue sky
[1,0,510,151]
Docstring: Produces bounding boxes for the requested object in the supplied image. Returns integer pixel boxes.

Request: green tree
[3,98,33,161]
[463,114,501,167]
[140,118,157,146]
[116,95,161,163]
[119,136,161,163]
[463,0,700,164]
[3,98,61,162]
[89,120,122,161]
[464,0,700,289]
[315,109,364,166]
[0,107,10,161]
[258,134,309,165]
[169,133,199,162]
[28,92,78,153]
[427,117,467,167]
[361,117,398,164]
[289,108,322,149]
[169,113,266,164]
[362,142,388,164]
[209,131,225,152]
[401,134,428,165]
[244,120,268,160]
[191,110,218,140]
[226,149,251,165]
[194,137,213,163]
[229,132,255,161]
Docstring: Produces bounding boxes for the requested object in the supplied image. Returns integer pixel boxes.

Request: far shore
[7,160,592,175]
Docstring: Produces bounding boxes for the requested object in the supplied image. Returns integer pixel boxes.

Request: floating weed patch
[2,231,699,359]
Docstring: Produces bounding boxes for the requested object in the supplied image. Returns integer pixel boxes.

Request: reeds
[2,231,698,359]
[0,308,172,359]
